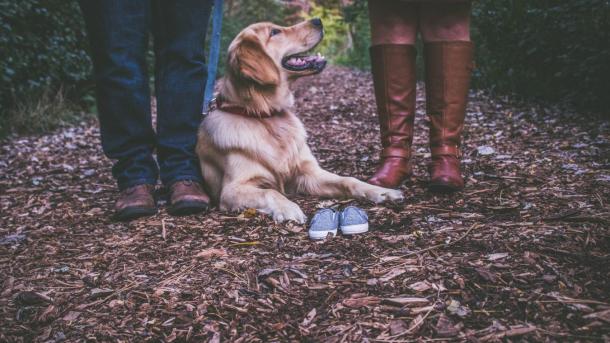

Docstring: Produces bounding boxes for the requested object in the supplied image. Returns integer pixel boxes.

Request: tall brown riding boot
[368,44,417,189]
[424,41,473,192]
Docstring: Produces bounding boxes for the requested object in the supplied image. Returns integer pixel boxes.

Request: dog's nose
[310,18,323,28]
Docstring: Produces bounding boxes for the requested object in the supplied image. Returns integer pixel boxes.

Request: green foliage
[5,87,92,135]
[303,3,350,64]
[0,0,92,136]
[471,0,610,111]
[308,0,609,111]
[0,0,291,137]
[303,0,371,69]
[2,0,606,138]
[337,0,371,69]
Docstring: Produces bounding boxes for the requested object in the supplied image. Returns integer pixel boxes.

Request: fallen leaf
[379,268,407,283]
[487,252,509,261]
[301,308,316,326]
[242,208,257,218]
[408,281,432,292]
[435,314,459,337]
[342,296,381,308]
[89,288,113,300]
[62,311,81,321]
[477,146,495,155]
[584,309,610,323]
[383,297,429,307]
[446,299,471,317]
[408,314,424,333]
[389,319,409,336]
[476,267,498,283]
[195,248,228,259]
[14,291,53,305]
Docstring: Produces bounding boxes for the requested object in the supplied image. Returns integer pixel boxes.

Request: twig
[406,205,454,213]
[372,288,442,342]
[375,224,481,267]
[480,325,536,341]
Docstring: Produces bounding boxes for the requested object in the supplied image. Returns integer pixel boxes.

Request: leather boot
[424,41,473,192]
[168,180,210,216]
[368,44,417,188]
[114,184,157,221]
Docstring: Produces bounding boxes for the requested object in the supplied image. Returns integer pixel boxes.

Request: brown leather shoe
[168,180,210,216]
[367,44,417,188]
[424,41,474,192]
[114,184,157,221]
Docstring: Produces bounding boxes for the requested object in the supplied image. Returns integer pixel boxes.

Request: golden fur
[197,21,403,223]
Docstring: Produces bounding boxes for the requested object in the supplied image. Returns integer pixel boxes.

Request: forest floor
[1,67,609,342]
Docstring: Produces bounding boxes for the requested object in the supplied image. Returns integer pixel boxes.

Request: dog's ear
[228,33,280,87]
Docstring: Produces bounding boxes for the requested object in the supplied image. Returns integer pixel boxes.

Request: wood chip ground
[1,67,609,342]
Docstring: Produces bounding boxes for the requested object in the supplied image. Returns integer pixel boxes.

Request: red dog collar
[213,97,284,118]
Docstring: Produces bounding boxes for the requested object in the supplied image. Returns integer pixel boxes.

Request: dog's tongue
[286,53,325,67]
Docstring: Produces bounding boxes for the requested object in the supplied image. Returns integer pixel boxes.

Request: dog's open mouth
[282,52,327,73]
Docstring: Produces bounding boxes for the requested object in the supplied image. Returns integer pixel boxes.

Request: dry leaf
[342,296,381,308]
[243,208,257,218]
[435,314,459,337]
[408,281,432,292]
[301,308,316,326]
[383,297,429,307]
[487,252,509,261]
[389,319,409,336]
[195,248,228,259]
[62,311,81,321]
[379,268,407,282]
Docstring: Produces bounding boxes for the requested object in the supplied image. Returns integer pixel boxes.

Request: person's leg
[367,1,419,188]
[152,0,212,215]
[419,2,473,192]
[419,2,471,42]
[369,1,418,45]
[79,0,158,219]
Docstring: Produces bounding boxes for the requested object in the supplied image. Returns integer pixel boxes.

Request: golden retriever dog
[196,19,404,223]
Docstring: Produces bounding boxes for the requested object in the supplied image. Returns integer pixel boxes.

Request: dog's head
[226,19,326,87]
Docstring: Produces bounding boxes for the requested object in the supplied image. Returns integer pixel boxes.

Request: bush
[3,0,605,138]
[303,3,351,65]
[301,0,371,70]
[0,0,293,137]
[338,0,371,70]
[0,0,92,136]
[471,0,610,111]
[310,0,610,111]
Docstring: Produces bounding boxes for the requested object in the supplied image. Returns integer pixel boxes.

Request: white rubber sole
[308,229,338,240]
[340,223,369,235]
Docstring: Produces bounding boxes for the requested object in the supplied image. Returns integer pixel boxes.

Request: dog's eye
[270,28,281,37]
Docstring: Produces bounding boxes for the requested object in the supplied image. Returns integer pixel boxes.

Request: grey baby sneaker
[308,208,339,240]
[339,206,369,235]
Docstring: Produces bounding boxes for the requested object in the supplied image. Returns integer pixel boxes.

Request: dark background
[1,0,608,136]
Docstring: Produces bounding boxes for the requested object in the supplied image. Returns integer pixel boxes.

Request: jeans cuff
[118,178,158,191]
[164,175,203,187]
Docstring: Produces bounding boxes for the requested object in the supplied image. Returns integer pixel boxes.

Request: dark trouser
[79,0,212,190]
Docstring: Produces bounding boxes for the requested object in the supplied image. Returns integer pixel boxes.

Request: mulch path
[1,66,609,342]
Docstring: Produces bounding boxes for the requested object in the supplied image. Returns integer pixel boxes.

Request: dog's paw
[272,201,307,224]
[365,188,405,203]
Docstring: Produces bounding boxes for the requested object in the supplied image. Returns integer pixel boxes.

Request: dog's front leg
[220,182,307,224]
[296,160,404,203]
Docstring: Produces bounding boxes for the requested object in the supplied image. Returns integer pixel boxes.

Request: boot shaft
[370,44,417,158]
[424,41,474,157]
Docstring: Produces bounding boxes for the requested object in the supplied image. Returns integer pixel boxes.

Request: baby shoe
[339,206,369,235]
[308,208,339,240]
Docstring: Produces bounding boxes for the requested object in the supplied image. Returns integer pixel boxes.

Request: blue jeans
[79,0,212,190]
